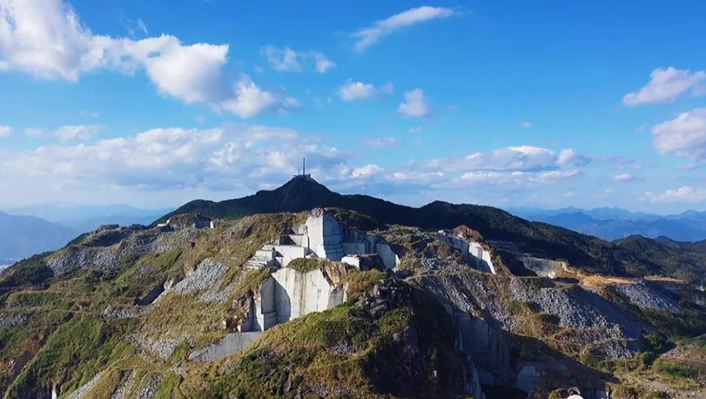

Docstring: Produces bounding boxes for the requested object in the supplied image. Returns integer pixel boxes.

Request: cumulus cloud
[0,125,351,201]
[337,80,393,102]
[613,173,634,182]
[651,108,706,159]
[407,145,585,188]
[338,80,377,101]
[623,67,705,106]
[262,46,334,73]
[398,89,430,117]
[352,6,455,51]
[0,125,10,137]
[350,164,383,179]
[647,186,706,203]
[0,0,293,118]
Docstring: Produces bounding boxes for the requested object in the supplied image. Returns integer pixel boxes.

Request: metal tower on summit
[295,157,311,178]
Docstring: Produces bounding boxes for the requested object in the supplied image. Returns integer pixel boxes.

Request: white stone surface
[305,211,344,261]
[273,245,307,267]
[189,332,262,361]
[272,267,344,322]
[375,242,400,270]
[441,233,496,274]
[519,256,562,278]
[341,255,361,268]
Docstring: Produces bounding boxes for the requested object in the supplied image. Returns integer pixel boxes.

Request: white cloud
[338,80,378,101]
[262,46,334,73]
[521,121,533,129]
[398,88,430,117]
[313,53,335,73]
[54,124,100,141]
[0,125,10,137]
[350,164,382,179]
[0,0,293,118]
[0,125,346,201]
[623,67,705,106]
[651,108,706,159]
[352,6,455,51]
[220,77,279,118]
[360,137,398,148]
[647,186,706,203]
[407,145,586,188]
[613,173,634,182]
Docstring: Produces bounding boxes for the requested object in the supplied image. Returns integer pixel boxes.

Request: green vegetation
[202,278,469,399]
[5,316,135,398]
[286,258,331,273]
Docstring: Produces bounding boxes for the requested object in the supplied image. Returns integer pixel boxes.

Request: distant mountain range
[0,205,169,265]
[7,204,170,232]
[510,207,706,242]
[0,212,78,263]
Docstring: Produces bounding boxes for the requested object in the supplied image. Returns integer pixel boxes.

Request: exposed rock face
[109,372,136,399]
[46,226,168,276]
[611,281,679,312]
[0,312,28,328]
[246,208,400,271]
[356,279,486,399]
[171,258,227,295]
[64,372,103,399]
[131,335,193,360]
[438,229,496,273]
[159,213,212,230]
[102,305,143,319]
[520,256,565,278]
[239,264,349,332]
[414,269,645,395]
[305,209,344,261]
[189,332,262,361]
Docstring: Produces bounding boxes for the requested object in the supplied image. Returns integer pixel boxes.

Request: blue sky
[1,0,706,213]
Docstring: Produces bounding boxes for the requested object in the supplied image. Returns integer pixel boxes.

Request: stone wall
[305,211,344,261]
[189,332,263,362]
[272,267,345,322]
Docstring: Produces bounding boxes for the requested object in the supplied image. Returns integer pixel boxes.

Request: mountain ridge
[513,207,706,241]
[0,211,78,262]
[159,176,706,282]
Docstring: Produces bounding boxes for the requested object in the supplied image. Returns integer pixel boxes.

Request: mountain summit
[158,177,706,282]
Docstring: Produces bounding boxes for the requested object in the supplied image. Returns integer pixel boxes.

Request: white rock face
[240,267,346,332]
[520,256,563,278]
[440,233,496,274]
[237,208,399,337]
[272,267,345,322]
[305,210,344,261]
[189,332,262,362]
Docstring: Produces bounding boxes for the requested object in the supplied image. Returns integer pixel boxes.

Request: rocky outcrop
[413,269,645,396]
[171,258,227,295]
[611,281,679,312]
[46,227,168,276]
[130,335,193,360]
[0,312,28,328]
[64,372,103,399]
[189,332,262,361]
